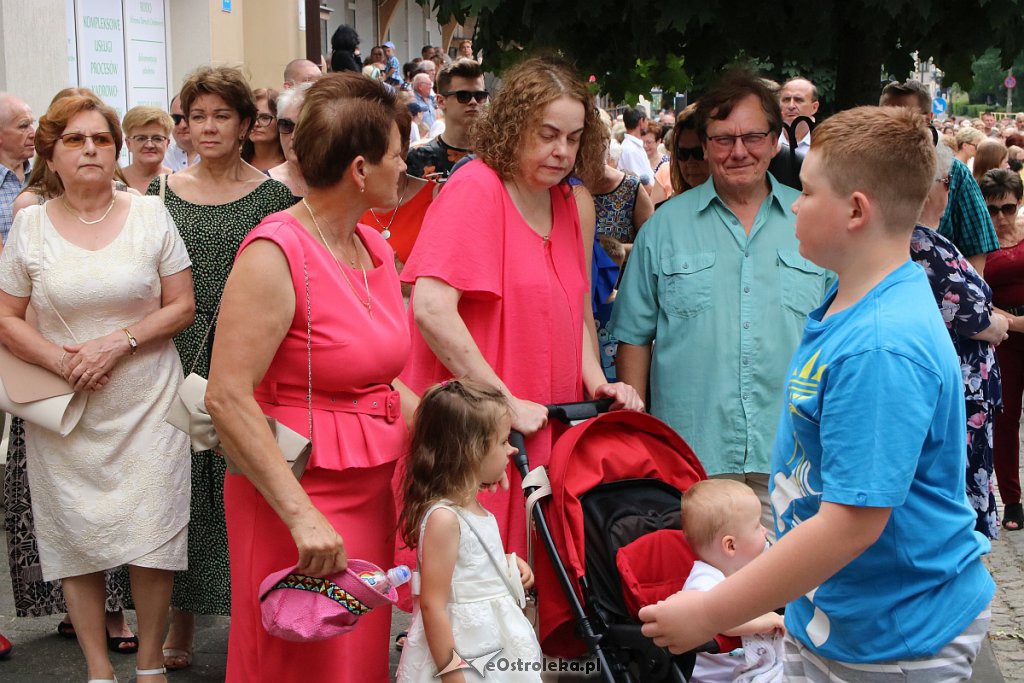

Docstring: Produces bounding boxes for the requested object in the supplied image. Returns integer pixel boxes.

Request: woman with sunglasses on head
[402,56,644,559]
[0,92,195,683]
[911,144,1008,540]
[268,84,310,198]
[242,88,286,174]
[981,169,1024,531]
[121,106,173,193]
[147,66,295,672]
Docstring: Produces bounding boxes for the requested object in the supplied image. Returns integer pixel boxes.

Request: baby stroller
[513,401,739,682]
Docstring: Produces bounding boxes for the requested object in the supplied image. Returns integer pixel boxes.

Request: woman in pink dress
[206,75,418,682]
[401,56,644,557]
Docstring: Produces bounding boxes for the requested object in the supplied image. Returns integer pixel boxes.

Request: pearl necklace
[303,198,373,317]
[62,193,117,225]
[367,175,411,240]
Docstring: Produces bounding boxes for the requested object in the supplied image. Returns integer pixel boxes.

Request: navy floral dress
[911,226,1002,538]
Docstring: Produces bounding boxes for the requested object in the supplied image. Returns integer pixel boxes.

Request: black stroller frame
[512,400,717,683]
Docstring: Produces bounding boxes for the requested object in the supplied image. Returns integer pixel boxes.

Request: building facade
[0,0,468,117]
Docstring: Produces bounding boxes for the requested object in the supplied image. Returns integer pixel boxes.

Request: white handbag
[165,239,313,479]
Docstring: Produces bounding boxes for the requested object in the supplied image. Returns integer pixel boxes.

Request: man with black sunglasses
[162,93,199,172]
[406,59,486,180]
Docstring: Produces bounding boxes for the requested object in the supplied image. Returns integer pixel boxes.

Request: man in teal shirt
[612,72,832,534]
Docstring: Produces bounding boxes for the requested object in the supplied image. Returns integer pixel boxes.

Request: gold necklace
[303,198,373,317]
[62,193,117,225]
[368,175,411,240]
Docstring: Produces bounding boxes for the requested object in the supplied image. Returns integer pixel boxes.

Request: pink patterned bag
[258,559,397,641]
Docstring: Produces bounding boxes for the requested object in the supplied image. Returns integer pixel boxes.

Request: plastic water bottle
[359,565,411,593]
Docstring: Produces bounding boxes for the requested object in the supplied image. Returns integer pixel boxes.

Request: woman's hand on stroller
[593,382,645,413]
[510,396,549,435]
[638,590,715,654]
[513,555,535,590]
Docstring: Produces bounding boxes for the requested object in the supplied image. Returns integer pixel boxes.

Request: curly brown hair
[398,380,511,549]
[471,55,605,187]
[34,92,124,195]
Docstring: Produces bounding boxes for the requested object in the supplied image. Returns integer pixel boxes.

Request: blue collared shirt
[0,160,29,244]
[611,175,834,475]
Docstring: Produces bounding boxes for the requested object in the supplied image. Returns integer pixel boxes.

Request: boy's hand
[639,590,716,654]
[515,555,535,590]
[765,611,786,635]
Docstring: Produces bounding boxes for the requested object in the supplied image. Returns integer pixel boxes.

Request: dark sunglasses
[443,90,489,104]
[676,145,704,161]
[277,118,296,135]
[987,203,1018,218]
[935,176,950,188]
[171,113,185,126]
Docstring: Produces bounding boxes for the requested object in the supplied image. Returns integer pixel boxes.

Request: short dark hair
[421,45,434,57]
[979,168,1024,202]
[696,70,783,140]
[403,61,418,82]
[879,80,931,114]
[436,58,484,94]
[292,73,400,189]
[179,66,257,134]
[623,107,646,130]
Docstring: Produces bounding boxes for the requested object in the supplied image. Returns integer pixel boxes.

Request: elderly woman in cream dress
[0,93,193,683]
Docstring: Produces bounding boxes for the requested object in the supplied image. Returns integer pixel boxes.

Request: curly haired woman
[400,56,644,556]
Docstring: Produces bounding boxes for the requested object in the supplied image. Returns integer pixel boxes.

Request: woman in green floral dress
[147,66,296,670]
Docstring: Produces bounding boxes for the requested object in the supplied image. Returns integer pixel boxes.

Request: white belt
[411,571,509,604]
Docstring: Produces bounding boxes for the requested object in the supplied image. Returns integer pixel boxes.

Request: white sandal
[135,668,166,680]
[86,678,117,683]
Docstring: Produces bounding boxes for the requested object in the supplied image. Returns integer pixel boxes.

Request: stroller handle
[510,398,615,476]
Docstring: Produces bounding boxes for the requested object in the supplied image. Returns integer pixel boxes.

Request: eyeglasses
[676,146,704,161]
[935,176,950,188]
[171,113,185,126]
[277,118,296,135]
[59,132,116,149]
[443,90,489,104]
[705,131,773,150]
[254,113,276,127]
[129,134,169,145]
[987,203,1018,218]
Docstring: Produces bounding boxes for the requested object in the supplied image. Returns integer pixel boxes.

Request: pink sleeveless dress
[223,212,410,682]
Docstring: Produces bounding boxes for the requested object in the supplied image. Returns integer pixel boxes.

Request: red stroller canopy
[534,410,706,657]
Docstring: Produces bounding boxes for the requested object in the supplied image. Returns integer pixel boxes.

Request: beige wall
[209,0,245,67]
[242,0,304,89]
[0,0,68,116]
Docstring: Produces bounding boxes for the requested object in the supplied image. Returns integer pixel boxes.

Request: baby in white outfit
[680,479,784,683]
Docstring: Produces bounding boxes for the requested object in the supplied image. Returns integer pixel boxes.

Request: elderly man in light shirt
[0,93,35,244]
[612,72,833,535]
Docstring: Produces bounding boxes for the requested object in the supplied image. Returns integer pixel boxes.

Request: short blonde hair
[122,105,173,137]
[810,106,935,232]
[955,127,984,150]
[681,479,757,555]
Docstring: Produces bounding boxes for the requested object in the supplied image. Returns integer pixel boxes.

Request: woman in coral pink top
[401,57,644,557]
[206,76,418,682]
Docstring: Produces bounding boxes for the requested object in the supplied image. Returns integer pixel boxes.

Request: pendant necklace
[368,175,410,240]
[62,193,117,225]
[303,198,373,317]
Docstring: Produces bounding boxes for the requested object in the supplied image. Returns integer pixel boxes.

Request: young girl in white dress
[396,380,542,682]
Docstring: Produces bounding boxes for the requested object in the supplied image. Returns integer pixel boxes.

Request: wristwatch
[122,327,138,355]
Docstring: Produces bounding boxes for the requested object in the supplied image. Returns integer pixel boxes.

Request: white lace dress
[0,196,192,581]
[397,502,542,682]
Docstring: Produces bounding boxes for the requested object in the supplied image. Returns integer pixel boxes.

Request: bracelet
[58,351,67,379]
[122,327,138,355]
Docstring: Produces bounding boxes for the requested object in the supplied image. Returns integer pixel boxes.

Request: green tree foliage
[965,48,1024,105]
[425,0,1024,111]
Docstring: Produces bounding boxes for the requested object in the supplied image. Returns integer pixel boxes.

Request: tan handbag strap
[158,173,167,201]
[33,204,79,344]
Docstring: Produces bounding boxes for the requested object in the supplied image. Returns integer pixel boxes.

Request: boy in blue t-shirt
[640,106,994,679]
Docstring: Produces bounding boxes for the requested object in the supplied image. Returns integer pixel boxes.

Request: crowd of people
[0,30,1016,683]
